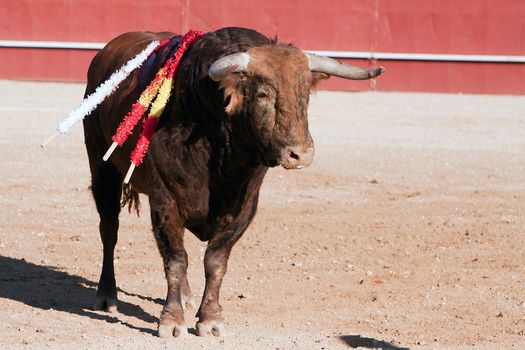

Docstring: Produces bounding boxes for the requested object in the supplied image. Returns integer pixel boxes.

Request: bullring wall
[1,0,524,94]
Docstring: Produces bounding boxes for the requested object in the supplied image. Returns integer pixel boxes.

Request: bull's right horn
[209,52,251,81]
[306,53,385,80]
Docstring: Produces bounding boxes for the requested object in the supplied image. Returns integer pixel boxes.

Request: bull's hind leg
[82,62,126,311]
[91,162,123,312]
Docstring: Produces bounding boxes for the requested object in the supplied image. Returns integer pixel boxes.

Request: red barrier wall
[1,0,524,94]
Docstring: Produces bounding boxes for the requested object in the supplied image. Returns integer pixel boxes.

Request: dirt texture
[0,80,524,349]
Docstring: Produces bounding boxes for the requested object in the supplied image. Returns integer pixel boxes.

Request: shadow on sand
[340,335,410,349]
[0,255,159,335]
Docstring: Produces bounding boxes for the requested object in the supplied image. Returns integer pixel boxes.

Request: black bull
[82,27,383,337]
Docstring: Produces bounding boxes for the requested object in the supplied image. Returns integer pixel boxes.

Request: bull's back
[86,31,174,90]
[83,31,175,193]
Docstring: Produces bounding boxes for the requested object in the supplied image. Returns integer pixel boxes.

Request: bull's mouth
[281,163,304,170]
[262,156,305,169]
[280,158,304,170]
[264,158,306,170]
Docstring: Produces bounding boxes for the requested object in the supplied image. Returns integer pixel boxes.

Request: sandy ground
[0,80,524,350]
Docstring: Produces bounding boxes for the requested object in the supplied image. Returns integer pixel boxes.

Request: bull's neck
[173,89,267,186]
[209,117,267,185]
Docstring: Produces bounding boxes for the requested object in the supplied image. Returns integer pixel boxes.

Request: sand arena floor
[0,80,524,349]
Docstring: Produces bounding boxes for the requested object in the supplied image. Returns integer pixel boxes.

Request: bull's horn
[209,52,251,81]
[305,53,384,80]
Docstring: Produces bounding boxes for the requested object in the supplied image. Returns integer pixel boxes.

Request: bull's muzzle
[280,145,315,170]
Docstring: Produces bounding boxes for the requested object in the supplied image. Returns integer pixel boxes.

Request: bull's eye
[256,91,269,100]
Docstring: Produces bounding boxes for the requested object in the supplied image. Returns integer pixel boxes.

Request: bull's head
[208,45,384,170]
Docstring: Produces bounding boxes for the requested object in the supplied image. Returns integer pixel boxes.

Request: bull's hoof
[93,296,118,313]
[158,324,188,338]
[196,321,225,337]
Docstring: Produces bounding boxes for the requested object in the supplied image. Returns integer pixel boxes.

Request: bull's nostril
[289,151,300,160]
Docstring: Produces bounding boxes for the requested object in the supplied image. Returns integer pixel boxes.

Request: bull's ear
[311,72,331,88]
[219,74,244,115]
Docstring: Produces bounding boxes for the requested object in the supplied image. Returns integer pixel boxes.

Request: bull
[82,27,383,337]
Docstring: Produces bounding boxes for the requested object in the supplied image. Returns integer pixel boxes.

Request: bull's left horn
[209,52,251,81]
[305,53,384,80]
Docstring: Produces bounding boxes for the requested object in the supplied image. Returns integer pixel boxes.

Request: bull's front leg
[196,214,255,337]
[149,189,189,338]
[196,238,232,337]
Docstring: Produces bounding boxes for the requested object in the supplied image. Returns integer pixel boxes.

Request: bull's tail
[121,183,141,216]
